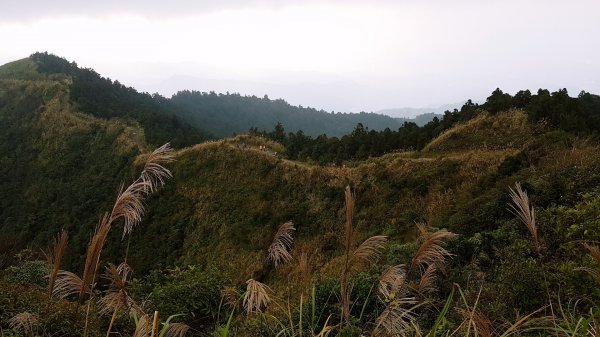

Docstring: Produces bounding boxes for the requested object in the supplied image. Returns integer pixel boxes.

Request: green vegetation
[0,54,600,336]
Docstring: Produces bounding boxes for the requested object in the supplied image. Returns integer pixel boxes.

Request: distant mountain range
[376,103,465,118]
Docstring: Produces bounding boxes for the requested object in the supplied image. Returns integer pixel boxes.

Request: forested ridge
[0,53,600,337]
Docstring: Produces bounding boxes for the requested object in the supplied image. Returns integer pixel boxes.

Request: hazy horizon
[1,0,599,116]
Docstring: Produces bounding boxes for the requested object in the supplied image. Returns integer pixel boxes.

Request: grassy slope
[123,109,600,292]
[125,126,519,279]
[423,109,534,152]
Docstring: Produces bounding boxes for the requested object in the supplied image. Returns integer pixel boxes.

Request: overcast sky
[1,0,599,115]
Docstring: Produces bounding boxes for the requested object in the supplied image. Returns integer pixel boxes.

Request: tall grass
[45,230,68,296]
[508,183,541,253]
[340,186,387,323]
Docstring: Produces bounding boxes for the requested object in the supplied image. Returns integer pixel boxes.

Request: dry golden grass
[537,137,600,172]
[243,279,271,315]
[508,183,541,252]
[98,291,135,317]
[372,297,417,336]
[417,263,438,295]
[53,270,90,299]
[276,240,324,291]
[455,306,493,337]
[8,312,39,337]
[343,186,355,248]
[80,213,112,299]
[411,230,457,271]
[137,143,175,193]
[373,227,457,335]
[225,134,286,153]
[99,262,135,315]
[163,323,191,337]
[50,143,174,304]
[222,286,242,309]
[268,221,296,267]
[297,251,311,280]
[119,143,174,235]
[46,230,68,296]
[584,244,600,264]
[454,149,517,181]
[132,314,151,337]
[95,144,172,286]
[348,235,387,272]
[131,311,190,337]
[29,81,146,156]
[378,264,407,300]
[424,189,454,224]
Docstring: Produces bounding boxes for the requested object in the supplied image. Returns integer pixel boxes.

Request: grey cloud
[1,0,389,21]
[0,0,481,21]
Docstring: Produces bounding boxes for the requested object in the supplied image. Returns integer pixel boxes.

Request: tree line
[256,88,600,164]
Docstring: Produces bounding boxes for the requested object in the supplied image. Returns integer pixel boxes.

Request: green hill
[423,109,534,152]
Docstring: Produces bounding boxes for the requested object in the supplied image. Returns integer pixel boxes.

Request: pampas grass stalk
[508,182,541,252]
[8,312,38,337]
[411,230,456,271]
[46,230,68,296]
[268,221,295,267]
[151,311,159,337]
[243,279,271,315]
[340,186,387,323]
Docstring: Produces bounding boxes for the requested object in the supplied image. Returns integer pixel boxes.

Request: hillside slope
[423,109,535,152]
[123,109,600,283]
[0,65,149,268]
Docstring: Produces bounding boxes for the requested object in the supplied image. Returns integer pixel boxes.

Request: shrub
[134,265,224,330]
[5,260,49,287]
[0,279,99,337]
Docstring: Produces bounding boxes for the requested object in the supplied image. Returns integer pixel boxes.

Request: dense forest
[1,54,600,337]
